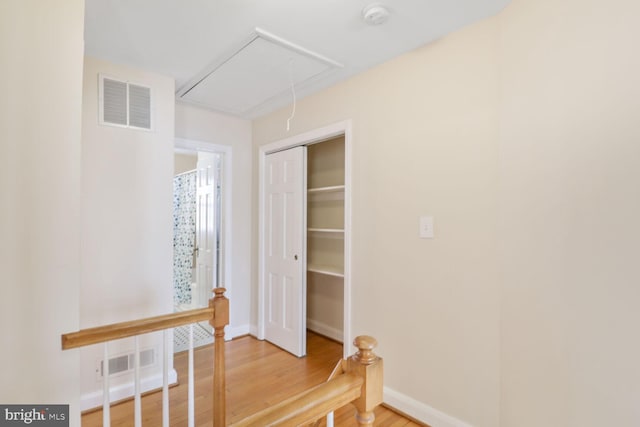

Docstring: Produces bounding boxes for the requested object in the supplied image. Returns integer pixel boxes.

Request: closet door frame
[258,120,353,358]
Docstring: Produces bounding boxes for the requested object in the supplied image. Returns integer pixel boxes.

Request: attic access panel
[177,29,343,117]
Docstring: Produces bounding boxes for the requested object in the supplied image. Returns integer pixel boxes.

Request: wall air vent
[99,75,152,130]
[176,28,343,118]
[98,348,155,378]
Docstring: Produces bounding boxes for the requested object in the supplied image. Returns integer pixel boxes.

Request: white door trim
[258,120,353,358]
[174,138,233,324]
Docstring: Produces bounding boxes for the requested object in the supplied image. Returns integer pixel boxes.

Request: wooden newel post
[210,288,229,427]
[347,335,383,427]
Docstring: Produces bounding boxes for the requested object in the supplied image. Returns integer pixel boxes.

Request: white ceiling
[85,0,510,119]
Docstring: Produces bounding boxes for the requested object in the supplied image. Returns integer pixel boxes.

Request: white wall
[175,103,253,336]
[252,18,501,427]
[498,0,640,425]
[80,57,175,407]
[0,0,85,424]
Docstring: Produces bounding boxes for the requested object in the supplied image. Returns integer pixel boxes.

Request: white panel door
[264,146,306,357]
[195,153,217,316]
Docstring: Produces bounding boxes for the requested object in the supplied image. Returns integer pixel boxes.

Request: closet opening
[258,120,352,359]
[306,137,345,350]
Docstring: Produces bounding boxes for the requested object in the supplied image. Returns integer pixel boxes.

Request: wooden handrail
[230,373,364,427]
[232,335,384,427]
[61,288,230,427]
[347,336,383,426]
[60,292,383,427]
[61,307,215,349]
[211,287,229,427]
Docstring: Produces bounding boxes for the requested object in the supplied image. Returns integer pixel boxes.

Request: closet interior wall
[306,136,345,342]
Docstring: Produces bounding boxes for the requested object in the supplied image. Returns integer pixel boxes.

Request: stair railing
[231,335,384,427]
[62,287,383,427]
[61,288,229,427]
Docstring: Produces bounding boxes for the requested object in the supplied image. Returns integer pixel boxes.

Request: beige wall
[0,0,85,423]
[3,0,634,424]
[253,18,501,427]
[80,57,175,406]
[498,0,640,425]
[254,0,640,426]
[175,103,253,335]
[174,152,197,175]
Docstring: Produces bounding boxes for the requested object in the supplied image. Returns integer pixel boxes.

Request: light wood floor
[82,332,423,426]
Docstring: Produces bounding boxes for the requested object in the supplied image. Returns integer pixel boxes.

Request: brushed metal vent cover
[177,28,343,117]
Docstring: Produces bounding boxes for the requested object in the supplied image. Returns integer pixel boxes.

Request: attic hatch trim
[175,28,344,114]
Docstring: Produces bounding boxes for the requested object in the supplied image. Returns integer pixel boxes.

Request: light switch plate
[420,216,434,239]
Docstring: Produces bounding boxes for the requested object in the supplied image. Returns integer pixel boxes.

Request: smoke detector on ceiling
[362,4,390,25]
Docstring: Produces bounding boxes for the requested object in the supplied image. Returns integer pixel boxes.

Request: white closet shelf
[308,228,344,235]
[308,185,345,202]
[307,185,345,194]
[307,264,344,278]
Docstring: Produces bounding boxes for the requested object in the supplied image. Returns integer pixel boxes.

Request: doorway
[172,144,228,352]
[258,121,352,358]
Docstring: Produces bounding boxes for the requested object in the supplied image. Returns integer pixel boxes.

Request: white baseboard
[249,324,259,337]
[81,369,178,411]
[384,387,473,427]
[306,319,343,343]
[226,324,250,340]
[247,322,342,342]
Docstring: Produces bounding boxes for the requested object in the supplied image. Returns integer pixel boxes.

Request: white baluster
[188,324,195,427]
[103,343,111,426]
[163,329,169,427]
[327,410,334,427]
[134,336,141,427]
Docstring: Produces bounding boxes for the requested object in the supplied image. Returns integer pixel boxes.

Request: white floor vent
[173,323,214,353]
[99,348,155,377]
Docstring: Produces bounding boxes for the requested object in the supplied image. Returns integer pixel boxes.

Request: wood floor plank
[82,332,423,426]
